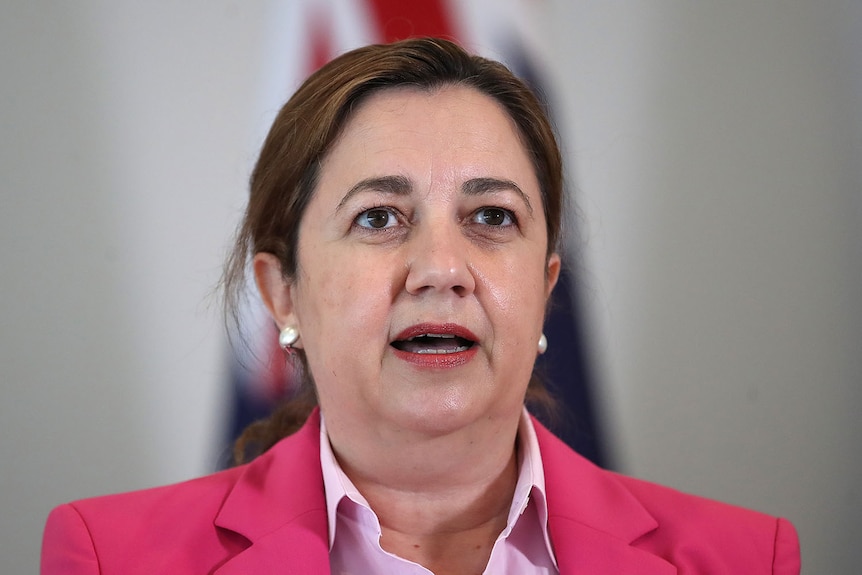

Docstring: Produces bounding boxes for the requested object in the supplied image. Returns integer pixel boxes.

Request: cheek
[299,251,399,338]
[482,254,549,349]
[486,254,548,312]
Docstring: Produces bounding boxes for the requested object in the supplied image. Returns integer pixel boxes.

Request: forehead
[344,84,521,135]
[317,85,537,190]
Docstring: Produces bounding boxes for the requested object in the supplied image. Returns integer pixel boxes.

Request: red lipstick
[391,323,478,369]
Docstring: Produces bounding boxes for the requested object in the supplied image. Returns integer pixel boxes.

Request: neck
[327,406,521,497]
[325,409,523,571]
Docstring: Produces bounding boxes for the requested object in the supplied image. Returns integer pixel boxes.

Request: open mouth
[391,333,475,355]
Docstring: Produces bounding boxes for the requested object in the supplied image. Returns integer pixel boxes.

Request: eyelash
[353,206,518,230]
[353,206,404,230]
[470,207,516,227]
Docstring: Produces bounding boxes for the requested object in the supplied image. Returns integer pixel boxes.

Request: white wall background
[541,2,862,573]
[1,1,859,573]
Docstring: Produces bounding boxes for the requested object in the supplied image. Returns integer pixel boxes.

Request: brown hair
[224,37,564,463]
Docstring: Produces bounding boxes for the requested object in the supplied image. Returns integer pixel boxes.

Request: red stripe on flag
[364,0,459,42]
[308,6,334,73]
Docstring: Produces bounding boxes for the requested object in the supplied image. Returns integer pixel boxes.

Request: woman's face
[261,85,559,437]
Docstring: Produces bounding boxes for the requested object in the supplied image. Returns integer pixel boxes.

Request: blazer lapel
[550,518,676,574]
[534,418,676,575]
[213,410,331,575]
[213,518,330,575]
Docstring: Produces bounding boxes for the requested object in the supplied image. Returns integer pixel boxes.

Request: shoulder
[532,418,800,574]
[42,413,327,575]
[56,464,245,528]
[41,466,249,575]
[613,472,800,573]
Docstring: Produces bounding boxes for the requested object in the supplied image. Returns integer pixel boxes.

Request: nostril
[404,242,476,295]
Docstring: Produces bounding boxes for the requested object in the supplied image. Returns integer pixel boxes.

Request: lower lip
[392,346,478,369]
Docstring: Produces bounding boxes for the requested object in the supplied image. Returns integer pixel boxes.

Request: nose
[404,221,476,297]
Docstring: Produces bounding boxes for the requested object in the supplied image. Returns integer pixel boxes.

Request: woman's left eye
[472,207,514,226]
[355,208,398,229]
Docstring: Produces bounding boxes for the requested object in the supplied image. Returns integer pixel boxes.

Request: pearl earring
[279,326,300,351]
[537,333,548,354]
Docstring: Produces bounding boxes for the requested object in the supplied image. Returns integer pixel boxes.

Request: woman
[42,38,800,574]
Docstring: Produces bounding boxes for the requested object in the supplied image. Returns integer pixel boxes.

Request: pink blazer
[42,410,800,574]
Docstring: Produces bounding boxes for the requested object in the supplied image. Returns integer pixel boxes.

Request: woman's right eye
[355,208,398,229]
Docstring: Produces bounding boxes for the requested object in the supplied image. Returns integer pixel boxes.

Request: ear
[253,253,301,346]
[545,252,561,299]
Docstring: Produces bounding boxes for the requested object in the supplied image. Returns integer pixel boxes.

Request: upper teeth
[408,333,455,340]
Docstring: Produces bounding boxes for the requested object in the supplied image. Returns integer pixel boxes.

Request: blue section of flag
[502,41,609,468]
[535,267,608,467]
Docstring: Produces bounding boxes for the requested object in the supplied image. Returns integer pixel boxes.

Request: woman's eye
[355,208,398,229]
[473,207,514,226]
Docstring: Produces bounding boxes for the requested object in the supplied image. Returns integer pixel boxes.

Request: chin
[384,387,518,438]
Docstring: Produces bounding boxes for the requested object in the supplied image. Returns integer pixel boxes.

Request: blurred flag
[225,0,608,468]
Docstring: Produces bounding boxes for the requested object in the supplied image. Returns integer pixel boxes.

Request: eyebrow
[335,174,533,216]
[336,175,412,212]
[461,177,533,216]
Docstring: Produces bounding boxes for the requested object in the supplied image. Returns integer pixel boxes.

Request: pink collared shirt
[320,409,559,574]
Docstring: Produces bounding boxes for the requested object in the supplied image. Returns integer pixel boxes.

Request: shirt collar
[319,408,557,565]
[319,414,374,549]
[514,406,557,566]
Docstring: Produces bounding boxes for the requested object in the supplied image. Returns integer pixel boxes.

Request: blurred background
[2,1,860,572]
